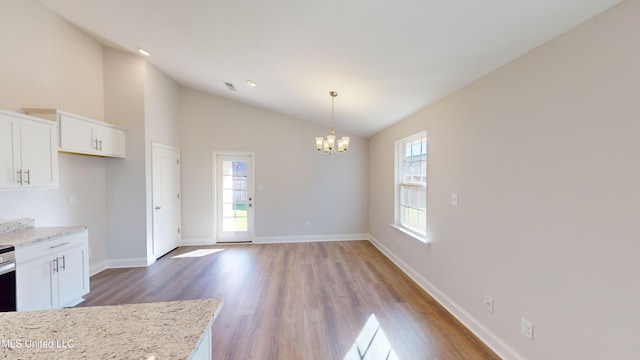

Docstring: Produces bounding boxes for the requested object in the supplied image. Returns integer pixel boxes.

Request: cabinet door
[20,119,58,188]
[0,112,21,189]
[16,257,57,311]
[96,125,126,157]
[57,245,90,307]
[60,114,97,154]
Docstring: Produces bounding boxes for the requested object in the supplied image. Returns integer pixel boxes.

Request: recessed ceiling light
[246,80,257,87]
[137,48,150,56]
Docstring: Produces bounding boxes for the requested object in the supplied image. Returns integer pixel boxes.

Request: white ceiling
[38,0,622,137]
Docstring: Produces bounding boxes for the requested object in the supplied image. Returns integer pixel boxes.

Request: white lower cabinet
[16,255,57,311]
[15,231,90,311]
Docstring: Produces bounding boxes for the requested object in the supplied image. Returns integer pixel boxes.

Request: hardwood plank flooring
[81,241,499,360]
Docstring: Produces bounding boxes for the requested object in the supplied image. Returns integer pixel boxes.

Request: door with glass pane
[215,154,254,243]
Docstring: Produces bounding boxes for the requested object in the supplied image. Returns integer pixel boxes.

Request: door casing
[213,151,255,243]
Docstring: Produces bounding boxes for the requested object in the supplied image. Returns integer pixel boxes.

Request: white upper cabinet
[93,121,126,157]
[25,108,126,158]
[0,112,20,189]
[0,109,58,190]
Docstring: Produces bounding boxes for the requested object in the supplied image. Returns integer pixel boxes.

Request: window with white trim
[394,132,427,241]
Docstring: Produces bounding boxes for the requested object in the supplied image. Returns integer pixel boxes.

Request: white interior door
[215,153,254,243]
[152,143,181,258]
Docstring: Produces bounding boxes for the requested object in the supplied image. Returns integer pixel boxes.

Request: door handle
[24,169,30,185]
[60,255,66,271]
[16,170,22,185]
[53,258,59,273]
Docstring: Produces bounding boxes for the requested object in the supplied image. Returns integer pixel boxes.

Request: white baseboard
[106,257,149,269]
[254,233,368,244]
[181,238,216,246]
[89,259,108,276]
[366,234,523,360]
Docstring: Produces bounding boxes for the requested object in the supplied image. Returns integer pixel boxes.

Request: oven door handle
[0,262,15,276]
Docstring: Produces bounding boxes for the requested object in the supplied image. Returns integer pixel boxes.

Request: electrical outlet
[70,195,77,205]
[483,295,494,313]
[451,193,458,206]
[521,318,533,340]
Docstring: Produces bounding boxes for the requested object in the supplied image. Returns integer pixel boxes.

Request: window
[394,132,427,242]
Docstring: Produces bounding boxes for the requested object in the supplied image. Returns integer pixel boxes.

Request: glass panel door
[216,154,253,242]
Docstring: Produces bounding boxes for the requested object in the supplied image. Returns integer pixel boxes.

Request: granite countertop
[0,226,88,248]
[0,298,223,360]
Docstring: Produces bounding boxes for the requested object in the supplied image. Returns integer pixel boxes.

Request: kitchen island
[0,298,223,359]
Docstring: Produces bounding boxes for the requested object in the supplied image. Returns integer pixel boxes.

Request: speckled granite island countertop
[0,226,88,248]
[0,298,223,360]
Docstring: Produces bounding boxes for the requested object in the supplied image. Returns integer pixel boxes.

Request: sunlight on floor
[343,314,399,360]
[172,249,224,258]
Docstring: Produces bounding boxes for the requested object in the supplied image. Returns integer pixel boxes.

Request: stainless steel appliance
[0,245,16,312]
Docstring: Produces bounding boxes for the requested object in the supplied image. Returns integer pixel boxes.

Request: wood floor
[81,241,499,360]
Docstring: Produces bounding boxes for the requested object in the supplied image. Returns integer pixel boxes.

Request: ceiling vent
[224,82,236,91]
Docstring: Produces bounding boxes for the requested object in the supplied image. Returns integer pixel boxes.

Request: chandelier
[315,91,350,155]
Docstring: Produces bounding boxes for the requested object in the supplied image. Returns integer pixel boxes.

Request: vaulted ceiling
[38,0,623,137]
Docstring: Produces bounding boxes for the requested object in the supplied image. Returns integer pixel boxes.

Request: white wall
[144,65,181,148]
[179,87,368,243]
[0,0,104,119]
[103,48,148,265]
[144,63,181,260]
[0,0,108,270]
[368,1,638,359]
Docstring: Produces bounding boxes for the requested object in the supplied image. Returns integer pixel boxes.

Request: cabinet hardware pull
[94,139,98,150]
[99,139,103,151]
[16,170,22,185]
[60,255,66,270]
[53,257,59,273]
[25,169,30,185]
[50,242,70,249]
